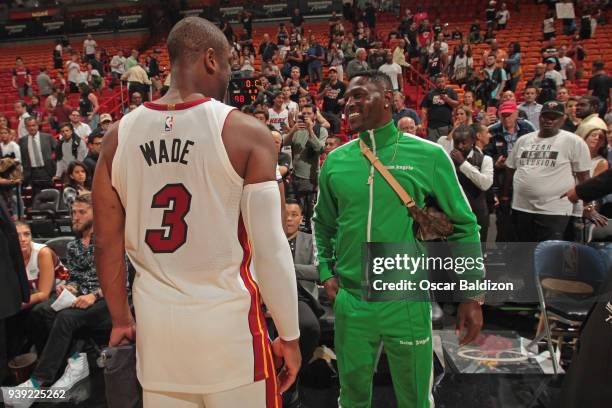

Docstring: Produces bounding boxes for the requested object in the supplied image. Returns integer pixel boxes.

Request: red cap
[498,101,517,114]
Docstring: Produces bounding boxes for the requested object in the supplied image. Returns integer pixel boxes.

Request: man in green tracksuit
[313,71,484,408]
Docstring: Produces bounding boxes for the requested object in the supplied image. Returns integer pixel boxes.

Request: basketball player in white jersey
[92,17,300,408]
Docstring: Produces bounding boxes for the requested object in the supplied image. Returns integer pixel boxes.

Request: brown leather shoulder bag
[359,139,453,241]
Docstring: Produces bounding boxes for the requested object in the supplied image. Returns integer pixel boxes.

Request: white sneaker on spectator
[1,378,40,408]
[51,353,89,390]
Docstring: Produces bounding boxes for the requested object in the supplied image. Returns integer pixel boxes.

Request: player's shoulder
[401,133,448,154]
[326,138,360,162]
[223,107,272,147]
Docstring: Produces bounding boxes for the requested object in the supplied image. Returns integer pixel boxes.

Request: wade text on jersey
[139,138,195,166]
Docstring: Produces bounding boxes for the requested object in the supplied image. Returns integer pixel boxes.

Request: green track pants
[334,289,434,408]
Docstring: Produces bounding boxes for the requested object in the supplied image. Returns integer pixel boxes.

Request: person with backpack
[483,54,507,106]
[53,123,88,182]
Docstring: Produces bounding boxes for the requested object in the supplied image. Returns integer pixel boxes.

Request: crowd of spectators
[1,2,611,233]
[211,2,612,244]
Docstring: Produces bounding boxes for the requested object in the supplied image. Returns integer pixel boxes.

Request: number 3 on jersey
[145,183,192,253]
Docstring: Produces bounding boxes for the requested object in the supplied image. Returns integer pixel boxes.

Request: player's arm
[224,112,300,392]
[92,123,135,346]
[230,114,299,340]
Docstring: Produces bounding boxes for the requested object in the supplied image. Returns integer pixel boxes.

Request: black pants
[30,298,111,385]
[283,300,321,406]
[496,204,518,242]
[513,210,569,242]
[4,307,46,361]
[475,209,490,243]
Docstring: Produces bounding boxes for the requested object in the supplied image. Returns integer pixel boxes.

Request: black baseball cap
[541,100,565,116]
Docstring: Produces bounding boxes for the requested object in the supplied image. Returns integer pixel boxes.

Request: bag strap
[359,139,416,209]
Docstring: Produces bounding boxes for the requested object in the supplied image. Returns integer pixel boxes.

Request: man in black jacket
[0,196,29,383]
[283,199,321,408]
[18,118,57,199]
[559,167,612,408]
[258,33,278,63]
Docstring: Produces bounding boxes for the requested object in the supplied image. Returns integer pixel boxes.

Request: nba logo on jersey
[164,116,174,132]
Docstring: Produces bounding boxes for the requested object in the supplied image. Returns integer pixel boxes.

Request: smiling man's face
[344,77,390,133]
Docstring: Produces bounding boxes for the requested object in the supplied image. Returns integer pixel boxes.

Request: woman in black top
[78,83,99,130]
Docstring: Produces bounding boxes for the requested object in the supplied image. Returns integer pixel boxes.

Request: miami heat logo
[164,116,174,132]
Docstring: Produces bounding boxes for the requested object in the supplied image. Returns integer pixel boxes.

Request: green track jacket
[313,120,483,298]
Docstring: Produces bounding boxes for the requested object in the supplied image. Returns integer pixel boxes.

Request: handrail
[405,63,434,111]
[407,64,434,90]
[97,85,129,120]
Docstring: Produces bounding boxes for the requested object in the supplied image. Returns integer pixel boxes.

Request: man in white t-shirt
[504,100,591,242]
[544,58,564,88]
[83,34,97,62]
[268,92,290,133]
[14,100,31,139]
[378,51,403,92]
[66,53,81,93]
[557,46,574,80]
[496,3,510,29]
[69,110,92,142]
[281,85,299,113]
[110,50,126,87]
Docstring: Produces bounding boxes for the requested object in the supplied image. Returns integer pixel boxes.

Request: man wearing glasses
[83,113,111,175]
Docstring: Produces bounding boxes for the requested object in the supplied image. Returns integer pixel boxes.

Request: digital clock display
[228,78,261,108]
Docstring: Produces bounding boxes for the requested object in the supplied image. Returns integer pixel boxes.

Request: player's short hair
[167,17,229,64]
[349,70,393,92]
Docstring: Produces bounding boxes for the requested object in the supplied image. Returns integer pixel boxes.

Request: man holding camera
[284,104,327,229]
[420,74,459,142]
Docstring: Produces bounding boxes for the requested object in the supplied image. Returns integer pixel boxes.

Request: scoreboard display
[228,78,261,108]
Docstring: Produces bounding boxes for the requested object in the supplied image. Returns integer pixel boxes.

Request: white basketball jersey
[26,242,46,291]
[112,98,277,396]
